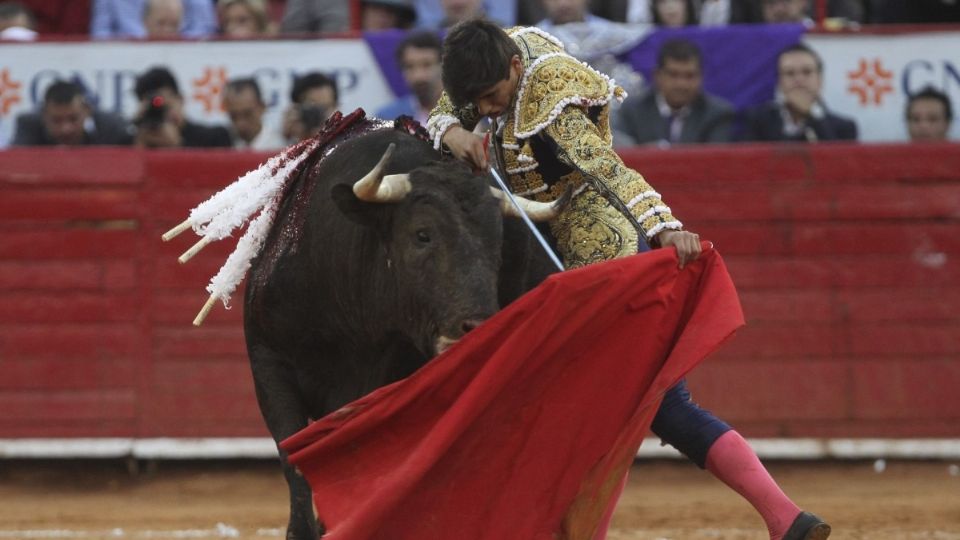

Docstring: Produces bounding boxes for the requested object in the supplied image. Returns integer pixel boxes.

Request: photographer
[281,71,338,144]
[133,66,232,148]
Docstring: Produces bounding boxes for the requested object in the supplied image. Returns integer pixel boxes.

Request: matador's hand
[442,125,488,172]
[656,229,702,269]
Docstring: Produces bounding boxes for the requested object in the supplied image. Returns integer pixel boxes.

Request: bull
[243,125,565,539]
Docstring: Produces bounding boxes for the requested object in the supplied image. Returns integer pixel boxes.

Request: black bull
[243,128,560,539]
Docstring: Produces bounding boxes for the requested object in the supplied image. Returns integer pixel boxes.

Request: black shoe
[783,511,831,540]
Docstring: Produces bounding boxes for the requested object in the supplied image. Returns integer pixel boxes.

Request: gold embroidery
[549,190,638,269]
[544,107,681,239]
[508,168,546,195]
[514,55,612,138]
[541,171,584,202]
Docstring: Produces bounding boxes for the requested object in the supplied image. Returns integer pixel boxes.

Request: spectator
[144,0,183,37]
[90,0,216,39]
[438,0,485,28]
[760,0,813,25]
[11,80,132,146]
[362,0,417,30]
[222,78,285,150]
[377,31,443,125]
[0,1,37,40]
[132,66,232,148]
[651,0,697,26]
[612,39,733,147]
[217,0,273,37]
[536,0,613,31]
[279,0,349,34]
[906,87,953,143]
[743,43,857,142]
[282,72,339,143]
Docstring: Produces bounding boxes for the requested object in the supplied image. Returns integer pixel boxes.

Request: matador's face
[474,55,524,119]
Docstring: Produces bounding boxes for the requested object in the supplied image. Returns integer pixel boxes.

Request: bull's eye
[416,229,431,243]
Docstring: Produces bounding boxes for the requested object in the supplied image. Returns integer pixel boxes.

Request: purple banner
[363,29,411,99]
[623,24,806,111]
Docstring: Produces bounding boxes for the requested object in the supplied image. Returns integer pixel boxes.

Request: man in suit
[222,77,285,151]
[376,30,443,125]
[744,43,857,143]
[12,80,132,146]
[612,38,734,147]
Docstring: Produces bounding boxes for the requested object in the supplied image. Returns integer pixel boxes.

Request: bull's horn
[490,185,572,222]
[353,143,412,202]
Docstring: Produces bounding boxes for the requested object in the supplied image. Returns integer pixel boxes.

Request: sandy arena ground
[0,459,958,539]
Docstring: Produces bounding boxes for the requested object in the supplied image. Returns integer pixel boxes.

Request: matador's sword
[485,120,565,273]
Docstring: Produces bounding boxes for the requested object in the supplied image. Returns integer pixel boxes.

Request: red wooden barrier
[0,143,957,440]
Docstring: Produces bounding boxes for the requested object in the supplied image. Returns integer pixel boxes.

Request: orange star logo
[0,69,23,116]
[847,58,894,106]
[192,67,228,113]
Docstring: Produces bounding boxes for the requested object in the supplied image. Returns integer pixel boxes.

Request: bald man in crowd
[91,0,216,38]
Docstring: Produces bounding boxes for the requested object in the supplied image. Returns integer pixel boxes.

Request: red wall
[1,143,958,440]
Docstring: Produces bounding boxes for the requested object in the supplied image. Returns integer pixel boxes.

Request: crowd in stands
[0,0,957,149]
[4,0,960,38]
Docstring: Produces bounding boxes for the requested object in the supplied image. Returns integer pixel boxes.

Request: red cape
[280,243,744,540]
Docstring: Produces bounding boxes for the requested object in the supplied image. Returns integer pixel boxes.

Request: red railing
[1,142,958,439]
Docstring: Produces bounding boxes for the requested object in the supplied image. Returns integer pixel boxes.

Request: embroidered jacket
[426,26,682,241]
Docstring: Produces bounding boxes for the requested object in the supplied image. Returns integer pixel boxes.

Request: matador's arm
[426,92,482,151]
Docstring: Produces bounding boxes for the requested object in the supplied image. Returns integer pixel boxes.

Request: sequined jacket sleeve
[543,106,683,240]
[426,92,482,151]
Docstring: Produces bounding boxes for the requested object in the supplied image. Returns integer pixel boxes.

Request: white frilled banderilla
[161,138,323,326]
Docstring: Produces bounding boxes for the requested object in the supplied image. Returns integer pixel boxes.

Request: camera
[136,93,169,129]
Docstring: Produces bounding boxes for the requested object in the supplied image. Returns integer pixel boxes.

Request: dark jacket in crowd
[180,121,233,148]
[742,102,858,142]
[613,89,735,146]
[11,111,133,146]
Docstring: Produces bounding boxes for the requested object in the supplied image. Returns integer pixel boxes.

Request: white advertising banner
[806,31,960,142]
[0,39,394,146]
[2,31,958,146]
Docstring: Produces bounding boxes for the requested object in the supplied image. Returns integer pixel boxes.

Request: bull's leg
[248,343,322,540]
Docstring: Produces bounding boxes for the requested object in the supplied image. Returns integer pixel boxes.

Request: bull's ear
[331,183,382,227]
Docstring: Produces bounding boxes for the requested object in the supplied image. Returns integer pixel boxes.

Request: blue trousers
[650,379,731,468]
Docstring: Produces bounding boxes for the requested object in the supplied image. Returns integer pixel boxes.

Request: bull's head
[331,143,563,357]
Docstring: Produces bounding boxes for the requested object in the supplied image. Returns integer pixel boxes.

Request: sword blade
[488,167,565,272]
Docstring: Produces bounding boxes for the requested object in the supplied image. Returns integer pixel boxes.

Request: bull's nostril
[461,319,483,334]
